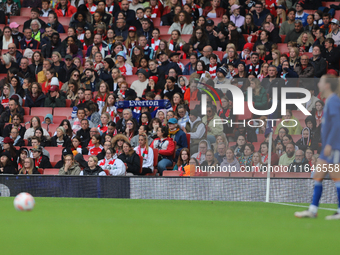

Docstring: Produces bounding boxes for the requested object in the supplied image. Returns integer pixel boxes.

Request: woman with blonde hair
[125,27,138,55]
[168,30,186,51]
[257,62,269,81]
[61,69,81,92]
[288,47,300,68]
[256,45,266,61]
[73,57,83,73]
[101,93,117,119]
[223,43,237,59]
[271,49,281,67]
[297,32,314,53]
[275,5,286,28]
[212,134,229,154]
[251,152,263,172]
[19,158,40,175]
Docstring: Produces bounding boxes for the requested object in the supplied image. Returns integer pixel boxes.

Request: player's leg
[325,163,340,220]
[295,159,328,218]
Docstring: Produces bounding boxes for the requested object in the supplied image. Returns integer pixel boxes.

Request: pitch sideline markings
[269,202,337,211]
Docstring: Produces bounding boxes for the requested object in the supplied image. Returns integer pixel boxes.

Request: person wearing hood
[0,151,16,174]
[17,147,30,172]
[80,156,106,176]
[288,149,311,172]
[167,118,188,161]
[42,114,53,124]
[296,127,318,151]
[58,153,82,176]
[50,126,72,148]
[1,83,14,108]
[98,148,126,176]
[44,83,66,108]
[191,140,210,164]
[31,146,52,169]
[112,133,130,157]
[183,106,205,154]
[220,148,241,172]
[305,115,321,145]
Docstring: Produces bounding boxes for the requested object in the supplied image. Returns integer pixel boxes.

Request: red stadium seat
[291,135,301,143]
[322,2,334,7]
[53,107,73,118]
[252,142,262,152]
[48,123,59,134]
[236,102,253,121]
[274,172,311,178]
[280,35,286,43]
[304,10,315,15]
[53,116,68,124]
[83,155,90,161]
[181,35,191,42]
[37,168,44,174]
[292,110,308,120]
[160,34,171,42]
[163,171,182,176]
[59,33,68,41]
[125,75,138,85]
[139,155,143,174]
[213,51,224,61]
[230,172,253,177]
[41,123,48,131]
[63,25,69,33]
[208,171,230,177]
[43,169,60,175]
[45,146,63,158]
[189,100,200,110]
[132,67,138,74]
[257,134,265,143]
[0,24,5,31]
[181,59,190,65]
[335,11,340,20]
[65,99,72,107]
[186,133,190,151]
[31,107,52,116]
[20,8,31,16]
[153,17,161,26]
[58,17,71,26]
[253,172,274,178]
[277,43,289,52]
[50,161,58,167]
[23,107,30,115]
[40,17,48,23]
[10,16,31,25]
[159,26,170,34]
[53,154,62,162]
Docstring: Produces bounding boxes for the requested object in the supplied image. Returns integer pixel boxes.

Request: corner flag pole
[265,131,273,203]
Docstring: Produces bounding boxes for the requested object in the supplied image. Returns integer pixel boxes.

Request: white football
[13,192,35,211]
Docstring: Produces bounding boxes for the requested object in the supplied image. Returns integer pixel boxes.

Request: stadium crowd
[0,0,335,176]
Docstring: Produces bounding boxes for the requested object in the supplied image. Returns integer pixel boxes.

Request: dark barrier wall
[0,176,130,198]
[0,176,338,204]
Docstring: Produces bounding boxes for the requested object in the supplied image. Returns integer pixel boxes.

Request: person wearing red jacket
[55,0,77,17]
[202,0,226,18]
[150,126,175,176]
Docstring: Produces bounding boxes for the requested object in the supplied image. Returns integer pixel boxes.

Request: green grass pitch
[1,197,339,254]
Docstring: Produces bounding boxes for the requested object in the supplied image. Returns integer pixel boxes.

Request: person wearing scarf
[237,143,254,167]
[174,148,189,172]
[296,127,318,151]
[167,118,188,161]
[30,146,52,169]
[191,140,210,164]
[98,148,126,176]
[134,134,154,175]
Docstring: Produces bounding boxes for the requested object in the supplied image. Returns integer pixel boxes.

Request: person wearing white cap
[44,78,66,107]
[326,19,340,46]
[116,51,133,75]
[230,5,245,27]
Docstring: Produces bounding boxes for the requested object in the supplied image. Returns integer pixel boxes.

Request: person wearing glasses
[294,54,315,78]
[2,113,25,138]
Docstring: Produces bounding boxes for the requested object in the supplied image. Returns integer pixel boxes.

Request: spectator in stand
[322,38,340,72]
[326,19,340,46]
[313,28,325,53]
[0,27,19,50]
[74,118,92,146]
[31,146,52,169]
[40,0,52,17]
[115,51,133,75]
[278,142,296,166]
[168,118,188,160]
[28,51,43,79]
[220,148,241,172]
[285,20,304,43]
[150,126,175,175]
[242,13,258,35]
[23,8,47,31]
[44,84,66,108]
[168,11,194,35]
[260,142,279,165]
[203,0,225,18]
[25,82,45,108]
[133,134,154,175]
[310,45,327,78]
[251,2,269,27]
[0,151,16,174]
[279,8,296,36]
[189,26,210,53]
[117,141,140,175]
[19,57,33,80]
[297,31,314,53]
[85,34,109,58]
[294,54,315,78]
[275,5,286,29]
[0,54,19,74]
[84,103,101,126]
[296,127,318,152]
[304,14,314,33]
[115,0,135,26]
[19,157,40,175]
[81,68,102,91]
[320,13,331,35]
[288,149,310,172]
[230,5,245,28]
[58,153,81,175]
[80,156,105,176]
[37,59,52,84]
[295,1,309,27]
[50,126,72,147]
[88,133,103,156]
[201,104,223,144]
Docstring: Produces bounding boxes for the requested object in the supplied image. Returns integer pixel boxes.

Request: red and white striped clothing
[177,61,185,72]
[151,38,161,51]
[209,64,217,79]
[169,40,183,51]
[97,124,108,133]
[119,63,133,75]
[248,64,259,74]
[77,33,85,43]
[86,3,97,14]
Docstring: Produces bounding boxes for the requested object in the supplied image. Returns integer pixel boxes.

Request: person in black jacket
[50,126,72,147]
[9,126,25,147]
[2,113,26,138]
[0,98,25,131]
[76,119,91,147]
[157,51,183,76]
[0,151,16,174]
[31,146,52,169]
[98,58,114,91]
[118,141,140,175]
[41,33,62,59]
[28,52,44,79]
[25,82,46,108]
[80,156,106,175]
[2,137,18,166]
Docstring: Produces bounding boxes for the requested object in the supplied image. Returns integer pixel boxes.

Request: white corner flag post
[265,131,273,203]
